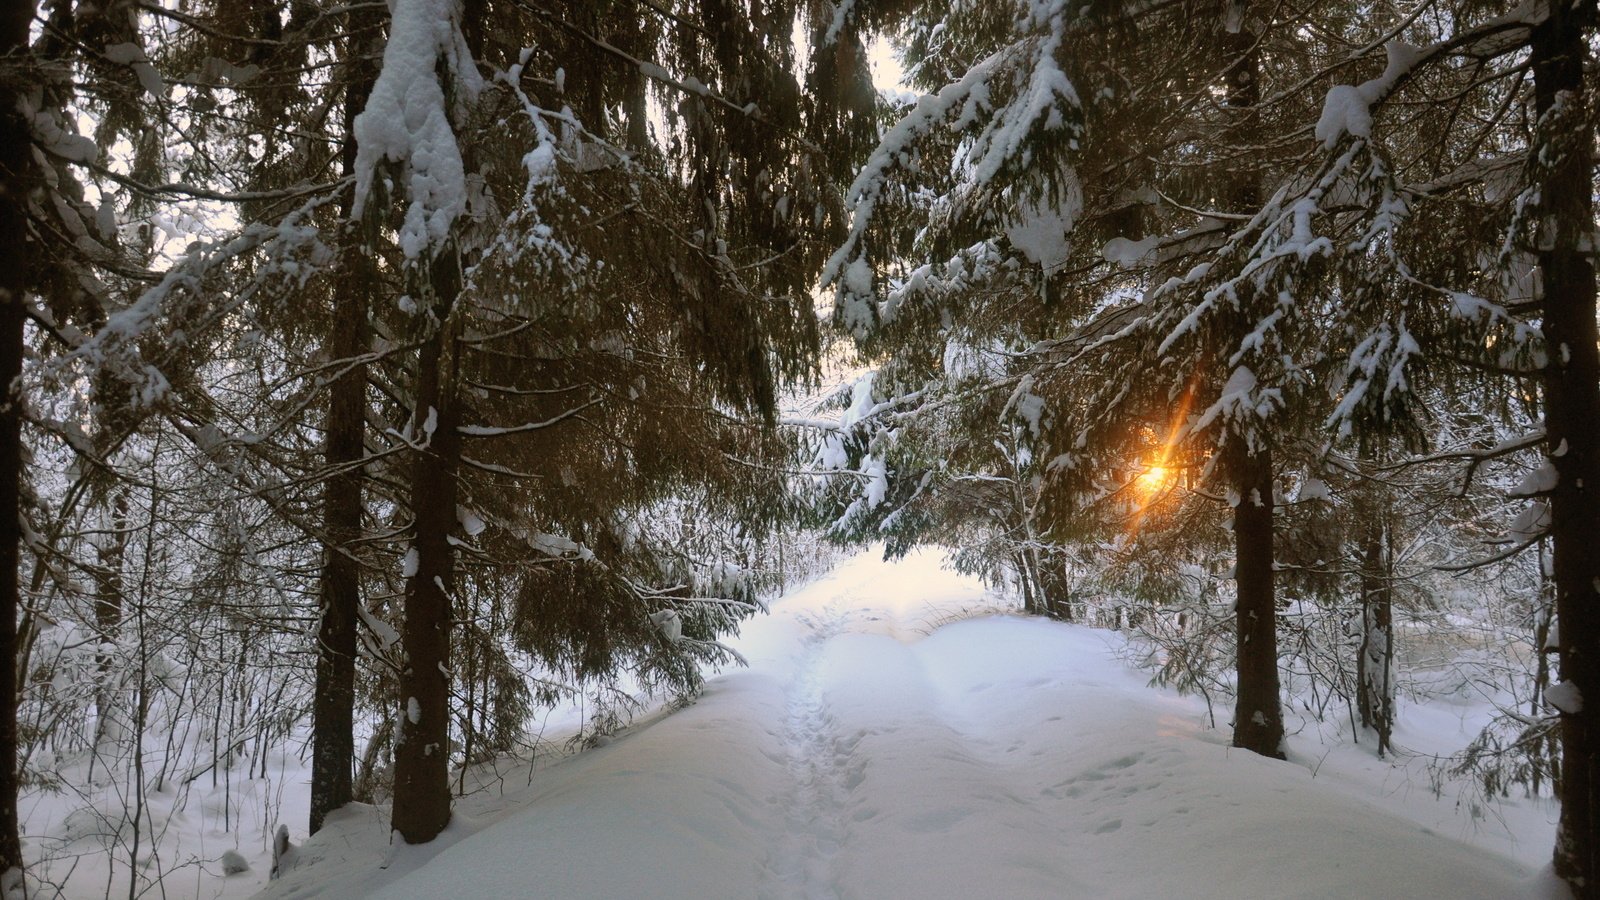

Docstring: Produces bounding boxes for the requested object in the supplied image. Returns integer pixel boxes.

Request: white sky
[867,35,906,91]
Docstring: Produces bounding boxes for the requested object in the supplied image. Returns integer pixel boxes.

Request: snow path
[761,607,851,900]
[261,548,1560,900]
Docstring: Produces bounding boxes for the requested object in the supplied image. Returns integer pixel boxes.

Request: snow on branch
[1325,318,1422,438]
[1193,365,1281,439]
[1315,40,1423,148]
[351,0,483,261]
[37,194,337,411]
[821,57,1003,325]
[823,4,1085,337]
[960,17,1080,187]
[456,397,603,437]
[1154,140,1370,362]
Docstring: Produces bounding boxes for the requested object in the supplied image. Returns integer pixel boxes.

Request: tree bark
[0,0,35,886]
[310,12,379,837]
[390,274,463,844]
[92,490,128,756]
[1229,439,1285,758]
[1356,505,1393,757]
[1038,553,1072,622]
[1015,550,1039,615]
[1531,3,1600,893]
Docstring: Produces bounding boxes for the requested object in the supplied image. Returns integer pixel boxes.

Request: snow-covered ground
[252,548,1559,900]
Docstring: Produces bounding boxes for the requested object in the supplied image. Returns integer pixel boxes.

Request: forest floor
[252,548,1562,900]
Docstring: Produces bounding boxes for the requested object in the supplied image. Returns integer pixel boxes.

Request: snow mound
[1315,41,1423,147]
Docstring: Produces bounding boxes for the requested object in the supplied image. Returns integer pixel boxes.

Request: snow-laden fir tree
[347,0,853,842]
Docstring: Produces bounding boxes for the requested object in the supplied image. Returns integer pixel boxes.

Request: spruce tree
[1527,1,1600,889]
[0,0,35,884]
[311,0,382,837]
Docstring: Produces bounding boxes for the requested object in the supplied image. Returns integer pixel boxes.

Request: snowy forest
[0,0,1597,897]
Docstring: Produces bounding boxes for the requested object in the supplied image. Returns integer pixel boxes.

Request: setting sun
[1136,464,1174,495]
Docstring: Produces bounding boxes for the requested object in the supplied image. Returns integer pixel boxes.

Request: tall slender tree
[345,0,484,844]
[310,5,382,835]
[1214,6,1285,760]
[0,0,36,886]
[1528,1,1600,889]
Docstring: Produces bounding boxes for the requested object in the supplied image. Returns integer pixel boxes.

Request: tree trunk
[0,1,35,886]
[1229,439,1284,759]
[1038,553,1072,622]
[1531,3,1600,893]
[615,11,651,152]
[1218,8,1284,761]
[1015,551,1038,615]
[310,12,379,837]
[390,277,463,844]
[1356,506,1393,757]
[92,490,128,756]
[352,714,395,805]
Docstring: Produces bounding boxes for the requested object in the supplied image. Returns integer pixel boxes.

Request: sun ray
[1126,374,1200,533]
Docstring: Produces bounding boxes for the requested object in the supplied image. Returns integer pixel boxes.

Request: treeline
[0,0,886,894]
[802,1,1600,895]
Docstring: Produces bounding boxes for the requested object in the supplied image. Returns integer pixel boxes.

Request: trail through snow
[761,607,850,899]
[262,549,1560,900]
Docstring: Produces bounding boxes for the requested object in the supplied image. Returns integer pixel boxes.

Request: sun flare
[1136,464,1174,495]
